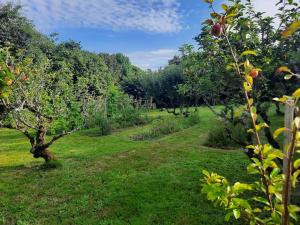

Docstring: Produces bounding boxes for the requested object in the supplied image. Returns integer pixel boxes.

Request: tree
[201,0,300,224]
[0,51,91,162]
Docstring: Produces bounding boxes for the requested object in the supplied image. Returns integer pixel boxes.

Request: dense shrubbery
[205,122,248,149]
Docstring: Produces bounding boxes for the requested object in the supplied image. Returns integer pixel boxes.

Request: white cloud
[5,0,182,33]
[126,49,178,70]
[248,0,278,17]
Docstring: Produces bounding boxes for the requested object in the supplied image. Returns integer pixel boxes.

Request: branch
[44,128,79,149]
[4,124,35,147]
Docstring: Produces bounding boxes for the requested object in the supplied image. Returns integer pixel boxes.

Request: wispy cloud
[6,0,183,33]
[127,48,178,70]
[248,0,278,17]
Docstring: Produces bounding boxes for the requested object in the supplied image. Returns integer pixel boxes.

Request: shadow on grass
[0,160,63,174]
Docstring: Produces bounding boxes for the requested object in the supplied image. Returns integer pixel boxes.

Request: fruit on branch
[211,23,223,37]
[250,69,259,78]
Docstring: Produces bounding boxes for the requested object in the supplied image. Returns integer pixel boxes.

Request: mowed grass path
[0,108,252,225]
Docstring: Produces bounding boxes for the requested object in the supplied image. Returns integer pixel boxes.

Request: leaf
[282,20,300,38]
[241,50,257,56]
[233,182,252,192]
[202,19,214,25]
[295,117,300,129]
[270,168,281,179]
[225,213,231,221]
[255,123,269,132]
[210,12,221,19]
[243,81,251,92]
[253,197,270,205]
[292,170,300,188]
[292,88,300,99]
[202,170,210,177]
[277,66,292,74]
[221,4,228,11]
[294,159,300,169]
[284,74,293,80]
[273,95,289,103]
[273,127,288,139]
[233,209,241,219]
[204,0,214,3]
[245,75,253,86]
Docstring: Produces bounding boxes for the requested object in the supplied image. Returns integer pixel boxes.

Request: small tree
[201,0,300,224]
[0,49,90,161]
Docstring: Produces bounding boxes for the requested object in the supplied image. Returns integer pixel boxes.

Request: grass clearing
[1,107,255,225]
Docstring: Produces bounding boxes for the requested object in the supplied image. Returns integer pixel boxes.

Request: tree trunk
[31,127,57,162]
[32,146,56,162]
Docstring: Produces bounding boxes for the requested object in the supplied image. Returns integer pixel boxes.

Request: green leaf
[225,213,231,221]
[233,182,252,192]
[253,197,270,206]
[204,0,214,4]
[270,168,281,179]
[284,74,293,80]
[292,88,300,99]
[273,127,288,139]
[294,159,300,169]
[292,170,300,188]
[221,4,228,11]
[241,50,257,57]
[233,209,241,219]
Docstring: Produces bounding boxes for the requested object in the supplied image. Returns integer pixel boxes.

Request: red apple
[211,23,222,37]
[250,69,259,78]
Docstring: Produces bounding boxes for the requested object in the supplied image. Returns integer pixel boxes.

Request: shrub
[115,106,150,128]
[133,114,200,140]
[185,112,201,127]
[95,113,112,136]
[204,122,248,149]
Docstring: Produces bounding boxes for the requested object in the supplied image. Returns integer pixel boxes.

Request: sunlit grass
[0,107,253,225]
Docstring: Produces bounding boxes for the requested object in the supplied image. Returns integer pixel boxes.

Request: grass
[0,107,255,225]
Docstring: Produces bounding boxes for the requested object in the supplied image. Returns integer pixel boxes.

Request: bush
[133,113,200,140]
[185,112,201,127]
[115,106,150,128]
[95,113,112,136]
[204,122,248,149]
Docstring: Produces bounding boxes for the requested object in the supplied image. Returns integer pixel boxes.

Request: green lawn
[1,107,255,225]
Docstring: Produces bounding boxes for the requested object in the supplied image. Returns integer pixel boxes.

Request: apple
[250,69,259,78]
[211,23,222,37]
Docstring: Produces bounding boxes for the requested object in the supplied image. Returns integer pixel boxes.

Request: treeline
[0,3,152,161]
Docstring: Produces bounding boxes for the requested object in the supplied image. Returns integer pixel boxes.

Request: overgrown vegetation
[132,112,201,140]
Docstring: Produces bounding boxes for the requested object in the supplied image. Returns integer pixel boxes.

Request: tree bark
[33,146,56,162]
[31,127,57,162]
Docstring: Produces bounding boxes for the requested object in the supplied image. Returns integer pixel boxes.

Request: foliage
[201,1,300,225]
[132,112,200,140]
[205,122,249,149]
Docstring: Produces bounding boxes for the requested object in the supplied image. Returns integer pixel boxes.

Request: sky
[3,0,279,70]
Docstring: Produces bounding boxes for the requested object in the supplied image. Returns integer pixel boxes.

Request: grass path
[0,108,252,225]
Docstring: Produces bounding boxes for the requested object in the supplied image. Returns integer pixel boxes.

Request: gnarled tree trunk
[30,127,57,162]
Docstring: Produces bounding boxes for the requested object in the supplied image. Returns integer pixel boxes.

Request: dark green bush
[95,114,112,136]
[204,122,248,149]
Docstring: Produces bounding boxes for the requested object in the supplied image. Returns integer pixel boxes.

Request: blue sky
[6,0,277,70]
